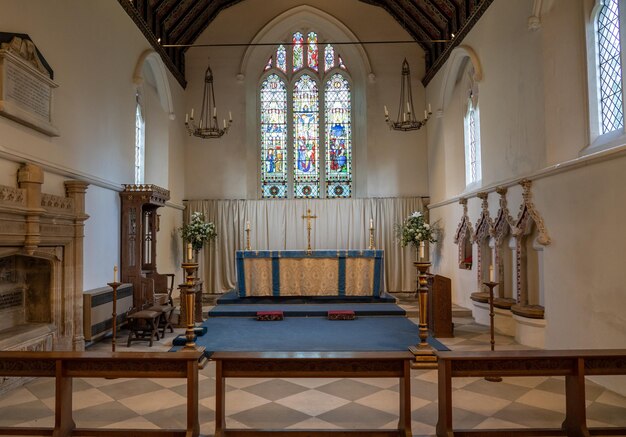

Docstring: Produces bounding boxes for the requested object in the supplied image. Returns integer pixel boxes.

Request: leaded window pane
[324,44,335,72]
[325,74,352,198]
[597,0,623,133]
[307,32,318,71]
[293,75,319,198]
[293,32,304,72]
[260,74,288,198]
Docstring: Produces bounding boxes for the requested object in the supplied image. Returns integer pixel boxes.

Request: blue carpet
[207,303,405,317]
[170,316,448,353]
[216,289,397,304]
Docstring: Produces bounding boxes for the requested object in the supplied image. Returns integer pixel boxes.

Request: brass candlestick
[106,281,121,352]
[368,226,375,250]
[245,226,251,250]
[484,280,502,382]
[181,262,198,286]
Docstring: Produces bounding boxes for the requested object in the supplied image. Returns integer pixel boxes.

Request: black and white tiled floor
[1,314,626,436]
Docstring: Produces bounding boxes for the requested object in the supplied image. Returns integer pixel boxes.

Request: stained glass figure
[597,0,623,134]
[293,75,320,198]
[260,74,288,198]
[324,44,334,72]
[293,32,304,72]
[276,45,287,72]
[264,56,273,71]
[325,74,351,198]
[338,54,346,70]
[307,32,318,71]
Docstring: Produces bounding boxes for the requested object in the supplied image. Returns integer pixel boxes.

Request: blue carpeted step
[208,303,405,317]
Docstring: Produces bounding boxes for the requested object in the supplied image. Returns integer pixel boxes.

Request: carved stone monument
[0,34,59,136]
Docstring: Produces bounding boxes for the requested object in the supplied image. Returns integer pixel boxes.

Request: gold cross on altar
[301,209,317,254]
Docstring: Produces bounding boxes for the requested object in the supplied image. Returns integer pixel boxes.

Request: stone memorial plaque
[0,37,59,136]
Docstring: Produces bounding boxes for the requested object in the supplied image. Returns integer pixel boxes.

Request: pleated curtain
[184,197,425,293]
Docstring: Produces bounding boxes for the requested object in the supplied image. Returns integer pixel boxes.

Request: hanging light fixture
[384,58,431,131]
[185,62,232,139]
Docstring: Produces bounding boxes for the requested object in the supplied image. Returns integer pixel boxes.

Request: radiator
[83,284,133,341]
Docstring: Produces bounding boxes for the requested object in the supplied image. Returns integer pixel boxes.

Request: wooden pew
[0,350,202,437]
[435,349,626,437]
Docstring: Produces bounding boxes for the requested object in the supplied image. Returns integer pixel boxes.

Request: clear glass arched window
[134,91,145,184]
[464,94,481,186]
[260,30,352,198]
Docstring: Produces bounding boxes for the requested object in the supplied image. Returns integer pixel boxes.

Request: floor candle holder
[409,260,437,368]
[106,281,121,352]
[484,280,502,382]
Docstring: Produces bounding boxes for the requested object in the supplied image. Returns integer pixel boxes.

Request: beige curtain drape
[184,197,425,293]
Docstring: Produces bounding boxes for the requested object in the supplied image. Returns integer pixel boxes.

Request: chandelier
[185,62,232,139]
[384,59,431,131]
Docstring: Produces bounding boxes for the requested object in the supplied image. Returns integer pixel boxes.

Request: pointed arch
[438,45,483,113]
[133,50,175,120]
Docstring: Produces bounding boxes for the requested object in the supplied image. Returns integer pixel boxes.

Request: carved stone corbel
[454,198,474,270]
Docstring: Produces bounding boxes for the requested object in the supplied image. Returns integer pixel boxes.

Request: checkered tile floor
[1,315,626,436]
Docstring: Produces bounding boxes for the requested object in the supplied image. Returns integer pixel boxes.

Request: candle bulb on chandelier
[223,119,227,129]
[384,105,389,117]
[406,101,411,114]
[489,264,494,282]
[424,109,428,119]
[213,107,217,118]
[185,113,189,123]
[187,243,193,262]
[428,103,431,113]
[190,108,194,119]
[229,111,232,121]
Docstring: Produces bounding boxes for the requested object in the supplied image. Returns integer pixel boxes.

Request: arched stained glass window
[293,75,320,198]
[260,74,288,198]
[276,45,287,73]
[293,32,304,71]
[134,91,145,184]
[597,0,623,134]
[307,32,318,71]
[464,96,481,186]
[324,45,334,72]
[260,30,352,198]
[325,74,352,198]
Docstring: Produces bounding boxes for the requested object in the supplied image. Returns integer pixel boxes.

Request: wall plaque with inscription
[0,37,59,136]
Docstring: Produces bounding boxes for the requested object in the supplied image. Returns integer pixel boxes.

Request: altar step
[207,303,405,318]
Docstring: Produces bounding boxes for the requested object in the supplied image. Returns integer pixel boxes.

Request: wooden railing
[0,351,202,437]
[435,349,626,437]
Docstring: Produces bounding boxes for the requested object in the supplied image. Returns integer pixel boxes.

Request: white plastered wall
[426,0,626,395]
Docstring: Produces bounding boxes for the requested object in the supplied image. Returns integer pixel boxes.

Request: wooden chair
[126,303,161,347]
[148,273,176,337]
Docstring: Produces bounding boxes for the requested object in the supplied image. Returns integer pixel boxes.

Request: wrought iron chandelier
[185,62,232,139]
[384,59,431,131]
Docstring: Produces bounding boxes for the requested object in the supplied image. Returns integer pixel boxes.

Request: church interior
[1,0,626,435]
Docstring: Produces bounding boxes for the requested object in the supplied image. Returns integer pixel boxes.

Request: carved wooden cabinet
[120,184,170,308]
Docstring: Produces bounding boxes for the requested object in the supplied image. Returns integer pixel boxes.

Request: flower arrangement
[395,211,437,250]
[180,212,217,251]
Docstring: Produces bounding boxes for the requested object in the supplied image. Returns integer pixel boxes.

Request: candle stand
[179,262,204,352]
[409,260,437,368]
[484,280,502,382]
[106,281,121,352]
[368,226,375,250]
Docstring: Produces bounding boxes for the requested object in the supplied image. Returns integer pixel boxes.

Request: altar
[236,250,384,297]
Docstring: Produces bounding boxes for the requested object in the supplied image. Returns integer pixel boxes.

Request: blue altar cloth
[236,250,384,298]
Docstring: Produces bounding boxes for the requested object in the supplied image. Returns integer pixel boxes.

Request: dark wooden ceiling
[118,0,493,88]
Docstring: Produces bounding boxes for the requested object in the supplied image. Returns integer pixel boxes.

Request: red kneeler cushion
[256,311,284,321]
[328,310,356,320]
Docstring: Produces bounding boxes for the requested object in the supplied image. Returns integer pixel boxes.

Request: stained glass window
[276,45,286,72]
[324,44,334,72]
[260,30,352,198]
[307,32,318,71]
[293,75,320,198]
[597,0,623,134]
[325,74,351,198]
[260,74,288,198]
[338,54,346,70]
[293,32,304,72]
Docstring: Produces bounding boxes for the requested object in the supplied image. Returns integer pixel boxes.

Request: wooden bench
[212,351,414,437]
[435,349,626,437]
[0,350,202,437]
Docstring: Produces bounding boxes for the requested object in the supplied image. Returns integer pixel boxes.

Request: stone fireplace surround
[0,163,88,358]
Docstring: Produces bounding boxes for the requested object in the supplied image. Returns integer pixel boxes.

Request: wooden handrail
[435,349,626,437]
[0,351,202,437]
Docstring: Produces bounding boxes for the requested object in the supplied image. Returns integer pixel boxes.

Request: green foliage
[180,212,217,251]
[394,211,438,250]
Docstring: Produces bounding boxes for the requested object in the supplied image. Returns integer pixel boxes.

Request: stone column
[17,163,45,255]
[65,181,89,351]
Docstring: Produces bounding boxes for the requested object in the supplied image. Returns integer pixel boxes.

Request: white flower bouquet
[180,212,217,251]
[395,211,437,250]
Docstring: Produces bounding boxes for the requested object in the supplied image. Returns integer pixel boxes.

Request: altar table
[236,250,384,297]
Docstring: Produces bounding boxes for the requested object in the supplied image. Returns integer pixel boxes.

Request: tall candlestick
[489,264,494,282]
[369,218,373,229]
[419,241,425,260]
[246,220,250,230]
[187,243,193,262]
[113,265,118,283]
